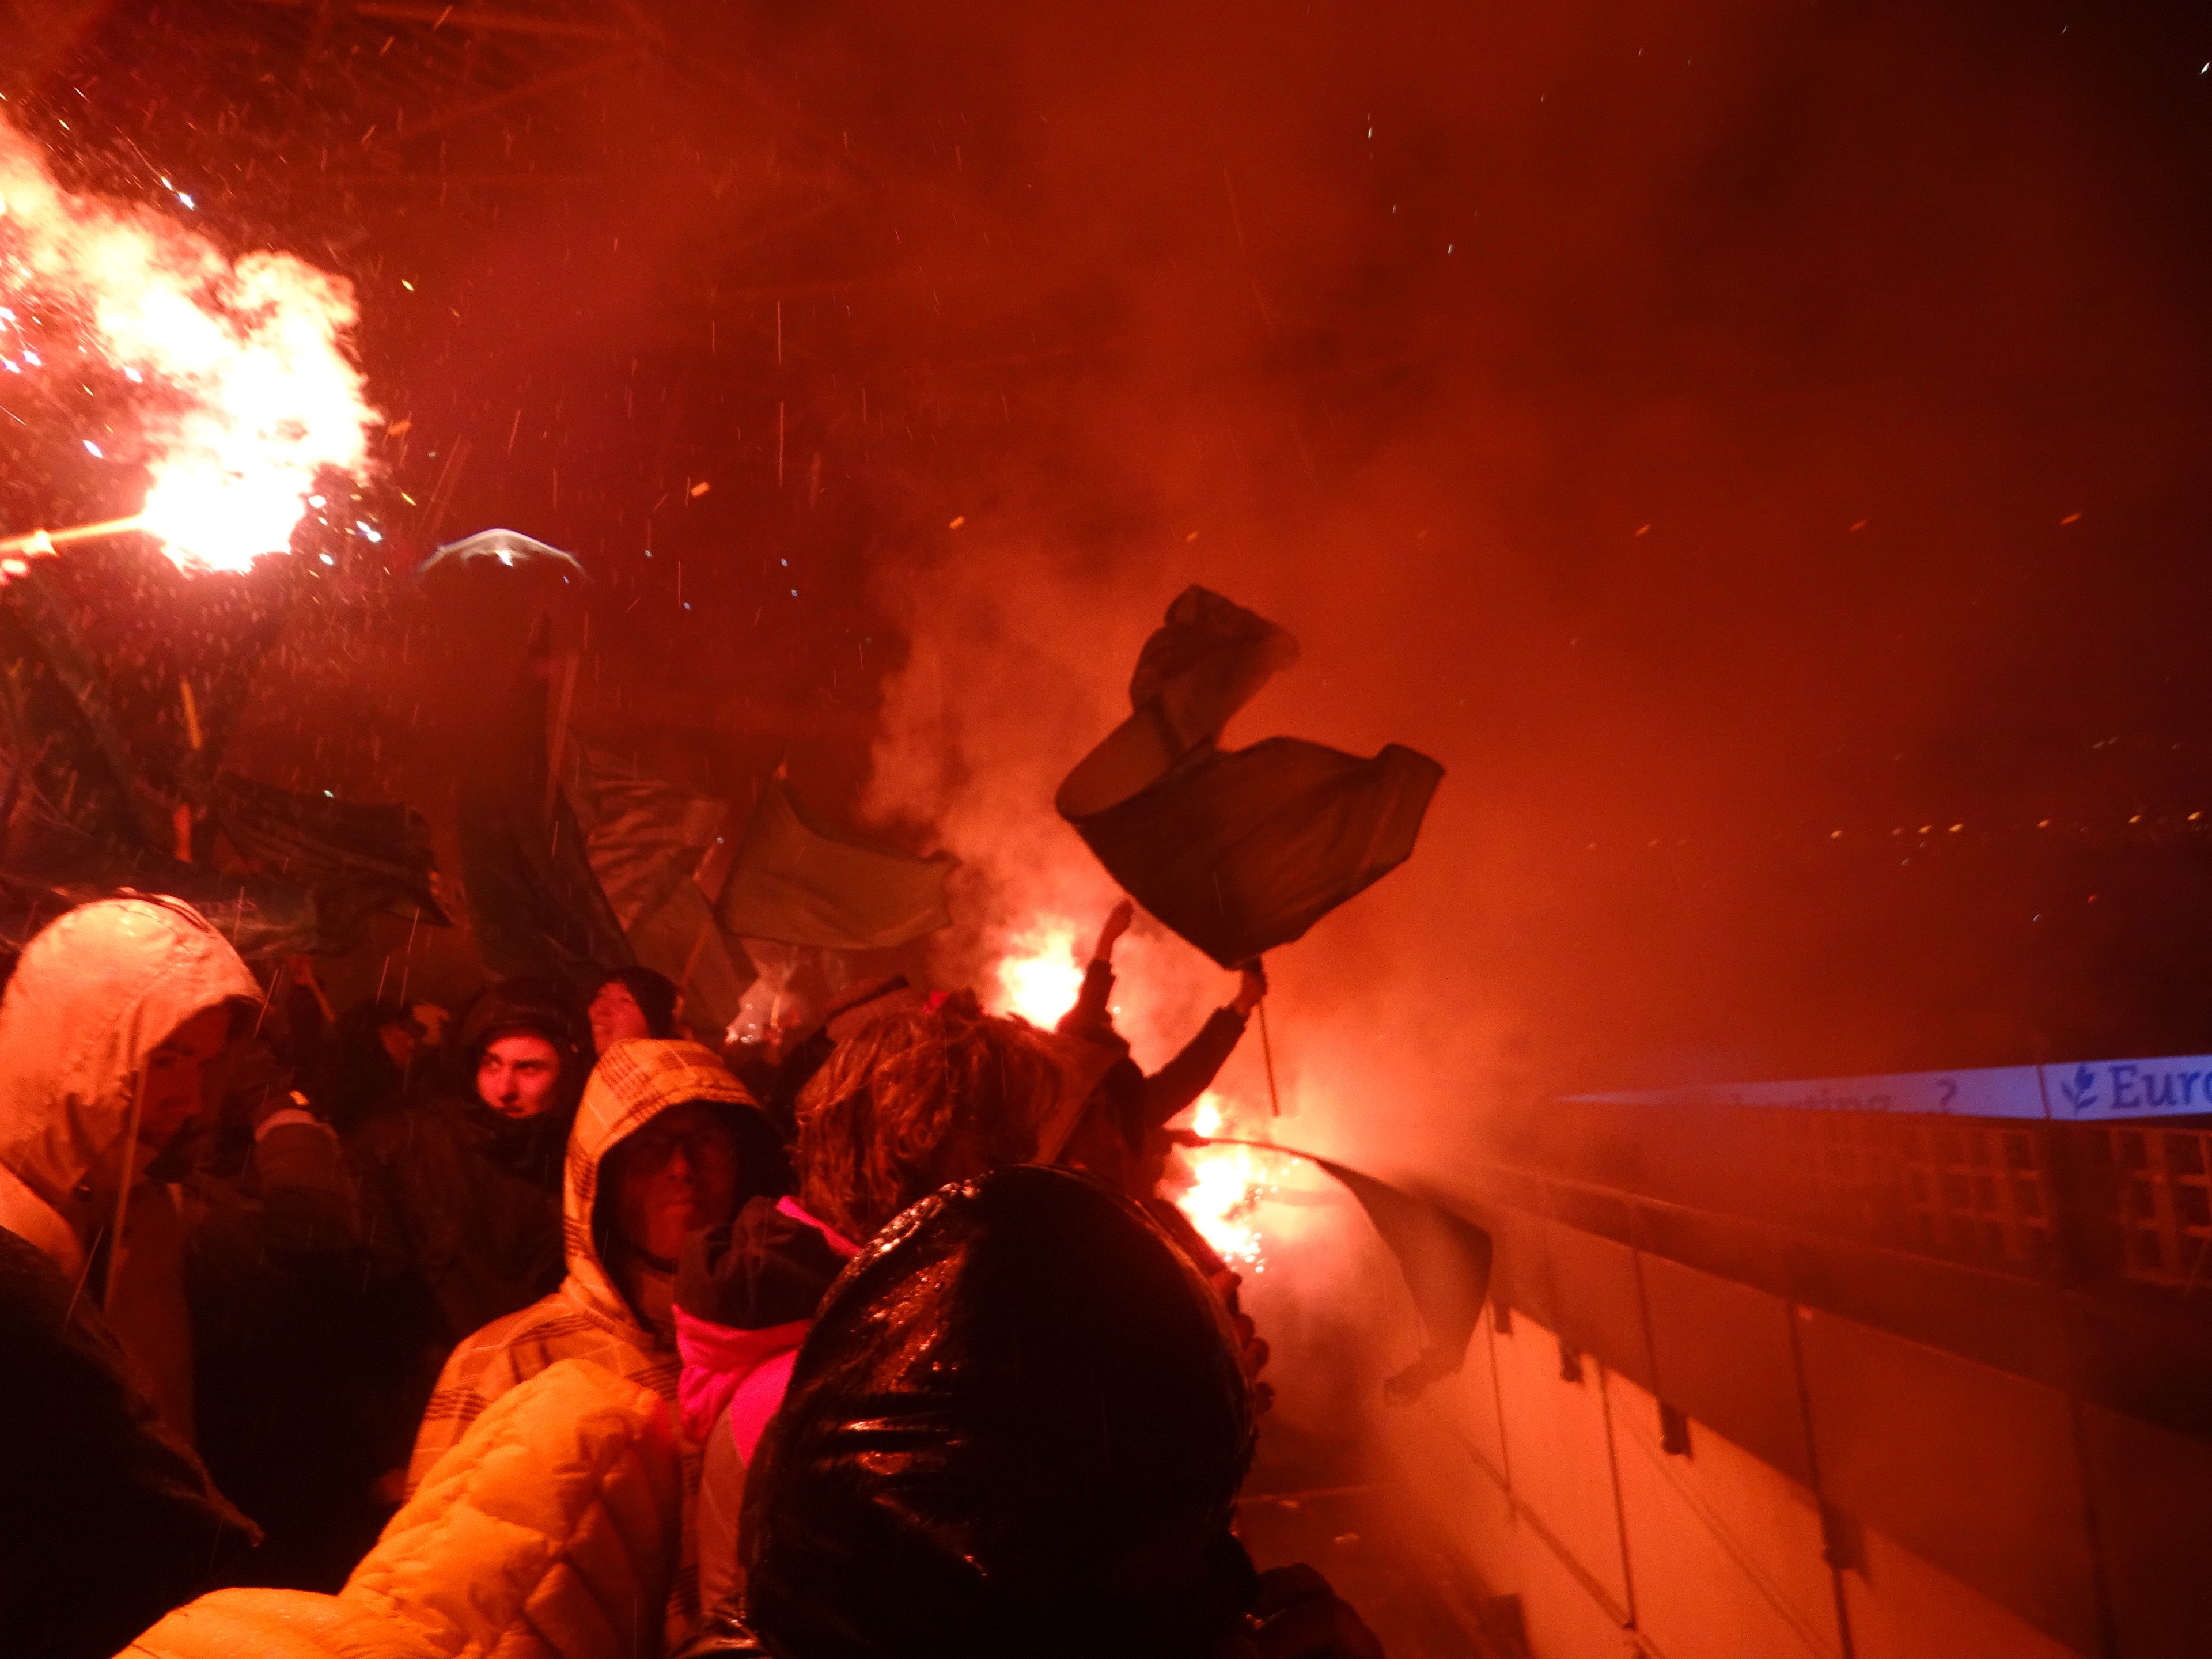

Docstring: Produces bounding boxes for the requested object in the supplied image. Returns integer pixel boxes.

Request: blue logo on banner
[2059,1065,2099,1115]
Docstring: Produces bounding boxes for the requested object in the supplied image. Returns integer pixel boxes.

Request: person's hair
[794,991,1070,1243]
[591,965,680,1040]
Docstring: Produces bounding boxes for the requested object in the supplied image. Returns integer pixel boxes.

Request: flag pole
[1252,955,1281,1118]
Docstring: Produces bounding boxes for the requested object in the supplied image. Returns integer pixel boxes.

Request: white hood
[0,896,259,1272]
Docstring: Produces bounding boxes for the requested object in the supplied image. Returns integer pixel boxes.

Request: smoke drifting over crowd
[6,0,2209,1176]
[3,5,2211,1656]
[836,0,2212,1179]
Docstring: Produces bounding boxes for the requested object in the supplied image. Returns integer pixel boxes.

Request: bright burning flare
[1174,1093,1277,1271]
[0,119,377,573]
[985,920,1279,1269]
[990,918,1086,1028]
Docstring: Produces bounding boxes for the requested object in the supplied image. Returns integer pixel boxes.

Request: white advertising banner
[1571,1056,2212,1122]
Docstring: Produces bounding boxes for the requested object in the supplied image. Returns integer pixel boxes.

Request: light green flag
[717,777,956,952]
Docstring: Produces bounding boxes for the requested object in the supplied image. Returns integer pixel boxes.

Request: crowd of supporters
[0,895,1380,1659]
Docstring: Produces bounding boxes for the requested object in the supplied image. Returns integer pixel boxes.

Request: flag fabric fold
[716,777,955,953]
[1056,586,1443,967]
[564,745,754,1037]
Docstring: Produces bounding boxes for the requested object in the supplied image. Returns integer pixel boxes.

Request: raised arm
[1058,899,1136,1040]
[1141,963,1266,1128]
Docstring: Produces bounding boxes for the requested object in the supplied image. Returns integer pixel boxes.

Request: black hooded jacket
[682,1165,1260,1659]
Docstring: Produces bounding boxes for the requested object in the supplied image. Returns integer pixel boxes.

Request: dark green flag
[717,777,956,952]
[1056,586,1443,967]
[1192,1137,1491,1403]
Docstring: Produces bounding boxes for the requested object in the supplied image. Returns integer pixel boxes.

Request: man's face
[588,980,652,1053]
[140,1004,233,1149]
[477,1033,563,1119]
[609,1102,741,1263]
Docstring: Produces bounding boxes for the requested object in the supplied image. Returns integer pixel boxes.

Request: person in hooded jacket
[0,1225,257,1658]
[120,1355,685,1659]
[677,1165,1381,1659]
[0,896,357,1448]
[0,896,354,1643]
[675,991,1069,1611]
[406,1037,787,1644]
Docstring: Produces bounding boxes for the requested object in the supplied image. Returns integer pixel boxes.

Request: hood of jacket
[563,1037,763,1336]
[0,897,258,1271]
[740,1165,1259,1659]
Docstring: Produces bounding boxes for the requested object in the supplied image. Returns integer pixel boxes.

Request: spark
[1174,1095,1277,1271]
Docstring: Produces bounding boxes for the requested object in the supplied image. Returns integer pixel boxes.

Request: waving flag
[1056,586,1442,967]
[718,777,956,953]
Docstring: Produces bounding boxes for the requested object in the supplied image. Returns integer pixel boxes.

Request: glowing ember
[1174,1093,1277,1271]
[0,119,378,573]
[989,918,1086,1027]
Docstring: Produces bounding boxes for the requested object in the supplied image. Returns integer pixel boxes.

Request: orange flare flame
[0,119,377,574]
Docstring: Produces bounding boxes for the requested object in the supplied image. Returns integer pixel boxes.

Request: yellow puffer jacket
[120,1358,683,1659]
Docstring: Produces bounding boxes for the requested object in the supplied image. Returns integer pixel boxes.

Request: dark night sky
[8,0,2212,1159]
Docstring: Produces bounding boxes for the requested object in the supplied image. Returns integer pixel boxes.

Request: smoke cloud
[780,0,2212,1186]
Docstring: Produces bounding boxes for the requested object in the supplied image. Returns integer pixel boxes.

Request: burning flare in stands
[990,918,1087,1029]
[988,921,1281,1268]
[1176,1094,1275,1271]
[0,118,377,573]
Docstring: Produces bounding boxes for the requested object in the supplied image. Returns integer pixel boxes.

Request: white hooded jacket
[0,897,260,1436]
[0,897,260,1276]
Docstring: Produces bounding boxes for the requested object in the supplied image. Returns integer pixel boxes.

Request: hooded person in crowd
[675,991,1067,1611]
[588,965,684,1054]
[0,896,358,1646]
[679,1165,1381,1659]
[0,1225,257,1658]
[0,896,357,1449]
[406,1037,787,1643]
[353,976,587,1356]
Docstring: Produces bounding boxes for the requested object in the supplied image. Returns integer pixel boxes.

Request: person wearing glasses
[403,1037,786,1647]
